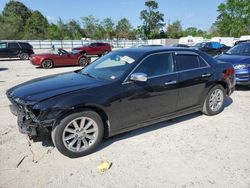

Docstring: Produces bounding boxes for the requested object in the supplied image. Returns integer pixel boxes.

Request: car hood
[7,71,106,103]
[216,54,250,64]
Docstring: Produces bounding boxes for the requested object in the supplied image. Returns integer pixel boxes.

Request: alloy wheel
[62,117,98,152]
[209,89,224,112]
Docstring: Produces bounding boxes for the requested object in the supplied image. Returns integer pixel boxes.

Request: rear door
[0,42,8,58]
[121,52,179,128]
[174,51,213,110]
[8,42,21,57]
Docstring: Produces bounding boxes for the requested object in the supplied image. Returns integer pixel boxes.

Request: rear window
[176,54,208,71]
[19,42,32,49]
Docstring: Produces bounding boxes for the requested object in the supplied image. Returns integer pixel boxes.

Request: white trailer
[179,36,204,46]
[211,37,237,47]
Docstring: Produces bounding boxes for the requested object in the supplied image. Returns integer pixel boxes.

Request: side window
[176,54,209,71]
[198,56,208,67]
[0,42,7,48]
[8,42,20,49]
[176,54,199,71]
[19,43,32,49]
[205,43,212,48]
[134,53,174,77]
[90,43,97,47]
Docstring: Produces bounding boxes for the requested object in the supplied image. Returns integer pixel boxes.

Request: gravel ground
[0,53,250,188]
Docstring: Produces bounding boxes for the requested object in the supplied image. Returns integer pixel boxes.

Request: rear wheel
[19,53,29,60]
[41,59,53,69]
[202,85,226,115]
[78,57,89,67]
[103,50,109,56]
[51,111,104,158]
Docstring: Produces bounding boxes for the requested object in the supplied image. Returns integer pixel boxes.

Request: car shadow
[235,85,250,91]
[0,68,8,72]
[224,97,233,108]
[40,112,202,149]
[97,112,202,152]
[40,97,234,152]
[0,58,21,61]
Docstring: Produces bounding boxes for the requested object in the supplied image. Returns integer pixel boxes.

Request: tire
[51,110,104,158]
[78,57,88,67]
[202,85,226,116]
[41,59,53,69]
[19,53,29,60]
[103,50,109,56]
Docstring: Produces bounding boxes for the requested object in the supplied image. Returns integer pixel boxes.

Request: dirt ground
[0,53,250,188]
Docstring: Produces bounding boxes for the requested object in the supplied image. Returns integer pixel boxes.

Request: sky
[0,0,225,31]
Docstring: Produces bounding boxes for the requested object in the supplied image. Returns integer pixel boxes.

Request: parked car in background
[72,42,112,57]
[0,41,34,60]
[172,44,189,48]
[7,48,235,158]
[234,40,250,46]
[216,42,250,86]
[192,42,230,56]
[30,48,91,68]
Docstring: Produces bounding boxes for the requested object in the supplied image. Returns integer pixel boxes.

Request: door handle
[164,81,177,85]
[202,73,211,78]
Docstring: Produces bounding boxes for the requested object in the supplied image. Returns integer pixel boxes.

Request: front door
[121,52,179,128]
[0,42,8,58]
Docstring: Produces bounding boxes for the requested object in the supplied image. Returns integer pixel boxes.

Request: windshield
[194,42,206,47]
[226,43,250,56]
[81,51,140,80]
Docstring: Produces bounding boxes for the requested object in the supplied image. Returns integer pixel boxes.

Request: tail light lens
[223,68,235,79]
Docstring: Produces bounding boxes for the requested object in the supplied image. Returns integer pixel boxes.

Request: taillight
[223,68,235,79]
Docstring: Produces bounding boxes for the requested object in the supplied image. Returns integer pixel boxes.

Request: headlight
[233,64,250,70]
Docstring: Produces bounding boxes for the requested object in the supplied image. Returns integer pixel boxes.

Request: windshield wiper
[82,72,97,79]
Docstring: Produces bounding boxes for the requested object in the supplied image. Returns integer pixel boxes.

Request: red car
[30,48,91,69]
[72,42,112,56]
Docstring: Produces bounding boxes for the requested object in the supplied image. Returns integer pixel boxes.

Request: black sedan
[6,48,235,158]
[192,42,231,56]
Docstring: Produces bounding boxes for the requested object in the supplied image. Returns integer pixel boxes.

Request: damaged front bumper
[8,98,55,138]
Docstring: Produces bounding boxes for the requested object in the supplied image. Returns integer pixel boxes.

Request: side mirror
[129,73,148,82]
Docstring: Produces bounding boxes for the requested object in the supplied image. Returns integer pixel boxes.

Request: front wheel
[202,85,226,116]
[78,57,91,67]
[41,59,53,69]
[51,111,104,158]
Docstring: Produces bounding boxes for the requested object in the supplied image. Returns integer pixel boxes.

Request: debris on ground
[97,160,112,172]
[16,155,28,168]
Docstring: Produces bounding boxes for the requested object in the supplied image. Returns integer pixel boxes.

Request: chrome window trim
[122,51,211,85]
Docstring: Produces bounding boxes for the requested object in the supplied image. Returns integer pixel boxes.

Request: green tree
[116,18,133,39]
[183,27,207,37]
[140,0,165,39]
[1,0,32,39]
[0,14,22,39]
[101,18,115,39]
[2,0,32,23]
[66,20,83,39]
[81,15,99,39]
[24,10,49,39]
[166,20,183,38]
[215,0,250,37]
[48,23,63,40]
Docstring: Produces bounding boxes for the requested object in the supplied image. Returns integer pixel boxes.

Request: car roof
[115,47,200,56]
